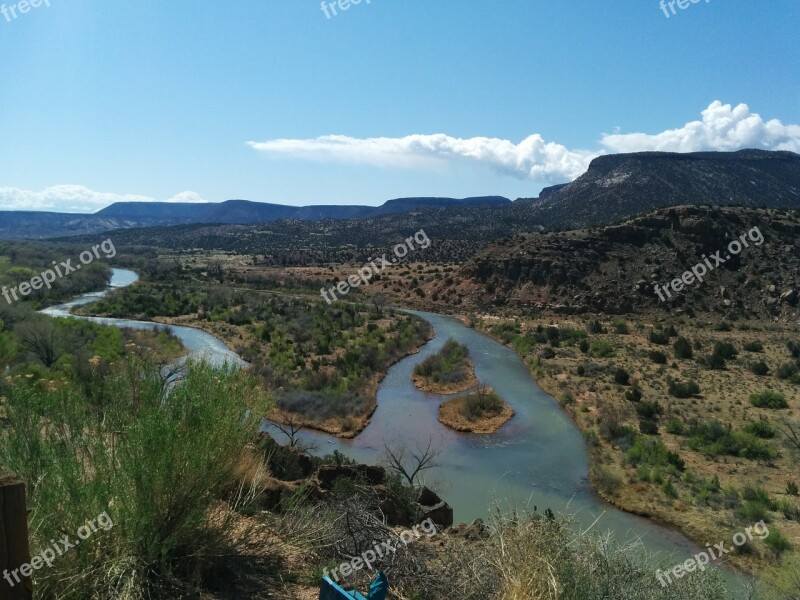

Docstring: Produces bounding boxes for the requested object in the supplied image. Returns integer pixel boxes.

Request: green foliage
[673,336,694,359]
[764,529,792,558]
[0,358,270,598]
[750,361,769,376]
[624,387,642,402]
[460,388,505,421]
[611,317,629,334]
[743,340,763,352]
[613,367,630,385]
[626,436,685,472]
[635,400,662,420]
[589,339,615,358]
[667,378,700,398]
[414,338,470,384]
[743,420,776,439]
[685,421,778,461]
[750,390,788,409]
[648,349,667,364]
[665,418,685,435]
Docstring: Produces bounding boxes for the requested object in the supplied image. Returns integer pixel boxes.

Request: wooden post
[0,473,33,600]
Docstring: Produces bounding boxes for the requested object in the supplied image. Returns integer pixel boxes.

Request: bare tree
[383,438,441,486]
[269,409,318,453]
[371,292,388,318]
[17,319,62,368]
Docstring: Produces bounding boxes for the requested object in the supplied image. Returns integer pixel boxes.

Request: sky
[0,0,798,213]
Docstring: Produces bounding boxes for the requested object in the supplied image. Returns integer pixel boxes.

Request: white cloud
[248,134,598,182]
[0,185,207,213]
[249,101,800,182]
[601,101,800,154]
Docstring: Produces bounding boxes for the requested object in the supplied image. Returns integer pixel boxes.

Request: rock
[780,289,798,305]
[451,518,490,541]
[419,501,454,529]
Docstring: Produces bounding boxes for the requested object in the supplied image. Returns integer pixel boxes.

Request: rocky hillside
[523,149,800,229]
[434,205,800,320]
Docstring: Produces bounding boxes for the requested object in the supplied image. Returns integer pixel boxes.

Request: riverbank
[471,312,799,577]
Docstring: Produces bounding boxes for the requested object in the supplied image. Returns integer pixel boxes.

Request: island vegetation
[438,385,514,434]
[413,338,477,394]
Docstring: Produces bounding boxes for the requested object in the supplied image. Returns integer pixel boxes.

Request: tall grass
[0,357,270,599]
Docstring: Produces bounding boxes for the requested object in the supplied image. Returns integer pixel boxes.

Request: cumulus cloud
[0,185,208,213]
[249,101,800,182]
[248,134,598,182]
[601,101,800,153]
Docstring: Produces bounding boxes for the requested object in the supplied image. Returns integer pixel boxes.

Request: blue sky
[0,0,798,212]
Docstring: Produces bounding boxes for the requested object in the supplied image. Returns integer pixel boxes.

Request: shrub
[673,337,694,359]
[764,529,792,558]
[0,359,270,598]
[576,364,586,376]
[578,339,590,353]
[750,390,788,409]
[687,421,778,461]
[586,320,606,334]
[665,418,685,435]
[668,379,700,398]
[700,352,727,370]
[649,350,667,364]
[649,330,669,345]
[743,341,763,352]
[788,482,799,496]
[624,387,642,403]
[460,388,505,421]
[714,341,738,360]
[636,401,662,420]
[539,346,556,360]
[589,339,615,358]
[639,419,659,435]
[626,436,684,471]
[613,367,630,385]
[777,362,799,380]
[611,318,630,334]
[743,420,776,439]
[414,338,470,384]
[750,361,769,376]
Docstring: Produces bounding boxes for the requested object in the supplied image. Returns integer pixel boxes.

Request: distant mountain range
[0,196,511,239]
[3,149,799,241]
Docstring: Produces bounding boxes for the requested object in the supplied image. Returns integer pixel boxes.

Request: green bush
[624,387,642,402]
[743,341,763,352]
[649,330,669,345]
[673,337,694,359]
[665,418,685,435]
[414,338,470,384]
[743,420,776,439]
[649,350,667,364]
[589,339,615,358]
[764,529,792,558]
[0,358,270,598]
[668,379,700,398]
[750,390,788,409]
[750,361,769,376]
[613,367,630,385]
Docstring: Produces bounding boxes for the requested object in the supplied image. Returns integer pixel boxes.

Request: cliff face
[523,149,800,229]
[449,205,800,318]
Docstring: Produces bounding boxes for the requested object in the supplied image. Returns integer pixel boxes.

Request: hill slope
[429,205,800,320]
[524,149,800,229]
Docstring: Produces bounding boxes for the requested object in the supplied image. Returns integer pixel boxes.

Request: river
[43,268,747,593]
